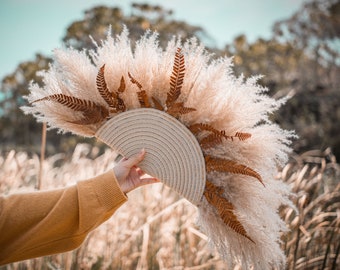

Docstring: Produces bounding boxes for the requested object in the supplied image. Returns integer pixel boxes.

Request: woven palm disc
[96,108,206,205]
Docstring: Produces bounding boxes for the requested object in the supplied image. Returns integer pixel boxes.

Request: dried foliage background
[0,144,339,270]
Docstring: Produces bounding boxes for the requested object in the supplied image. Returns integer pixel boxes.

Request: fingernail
[140,148,145,156]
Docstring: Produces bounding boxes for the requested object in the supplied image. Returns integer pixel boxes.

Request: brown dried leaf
[128,72,143,90]
[137,90,151,108]
[111,76,126,112]
[96,64,115,108]
[151,96,164,111]
[191,124,227,148]
[167,102,196,118]
[204,180,255,243]
[166,47,185,108]
[190,123,252,144]
[205,155,264,186]
[117,76,126,93]
[32,94,109,125]
[116,96,126,112]
[234,132,252,141]
[72,105,109,125]
[189,123,222,135]
[33,94,94,111]
[128,72,151,108]
[200,133,223,149]
[200,132,251,149]
[109,92,125,112]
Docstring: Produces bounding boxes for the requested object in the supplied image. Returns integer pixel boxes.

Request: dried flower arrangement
[23,27,296,269]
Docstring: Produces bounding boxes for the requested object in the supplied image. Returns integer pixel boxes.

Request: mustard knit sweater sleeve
[0,170,127,265]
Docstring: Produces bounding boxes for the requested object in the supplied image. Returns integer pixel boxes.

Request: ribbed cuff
[89,170,128,212]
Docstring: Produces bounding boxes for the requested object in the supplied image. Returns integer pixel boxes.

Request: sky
[0,0,306,80]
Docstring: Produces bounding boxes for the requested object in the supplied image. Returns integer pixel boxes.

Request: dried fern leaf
[189,123,222,136]
[33,94,109,125]
[116,96,126,112]
[128,72,143,90]
[97,67,126,112]
[117,76,126,93]
[127,72,150,108]
[109,92,126,112]
[200,133,223,149]
[71,105,109,125]
[110,92,119,107]
[204,180,255,243]
[166,47,185,108]
[96,65,115,108]
[108,76,126,112]
[221,131,252,142]
[167,102,196,118]
[33,94,97,112]
[137,90,151,108]
[234,132,252,141]
[151,96,164,111]
[190,123,252,142]
[205,155,264,186]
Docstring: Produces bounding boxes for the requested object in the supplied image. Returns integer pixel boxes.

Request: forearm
[0,170,127,265]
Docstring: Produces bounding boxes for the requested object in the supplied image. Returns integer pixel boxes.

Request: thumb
[124,149,146,168]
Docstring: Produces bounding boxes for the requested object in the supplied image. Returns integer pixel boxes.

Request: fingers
[123,149,146,168]
[140,176,160,186]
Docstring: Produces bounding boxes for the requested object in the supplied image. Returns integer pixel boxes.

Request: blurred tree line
[1,0,339,159]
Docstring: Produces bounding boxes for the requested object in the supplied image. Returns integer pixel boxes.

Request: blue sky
[0,0,306,80]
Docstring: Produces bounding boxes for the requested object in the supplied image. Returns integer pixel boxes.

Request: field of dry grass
[280,149,340,270]
[0,144,339,270]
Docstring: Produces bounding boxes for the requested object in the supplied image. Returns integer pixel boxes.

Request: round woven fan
[22,27,295,269]
[96,108,206,205]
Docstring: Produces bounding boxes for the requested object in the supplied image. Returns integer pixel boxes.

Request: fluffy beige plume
[22,27,296,269]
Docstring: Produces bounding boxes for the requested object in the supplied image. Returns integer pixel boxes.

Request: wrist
[112,167,128,193]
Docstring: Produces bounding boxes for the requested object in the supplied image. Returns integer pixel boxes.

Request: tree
[223,35,311,94]
[63,4,206,50]
[271,0,340,158]
[0,54,50,152]
[273,0,340,89]
[221,0,340,159]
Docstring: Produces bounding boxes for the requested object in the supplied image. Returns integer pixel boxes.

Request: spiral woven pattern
[95,108,206,205]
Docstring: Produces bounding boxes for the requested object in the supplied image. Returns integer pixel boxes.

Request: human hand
[113,149,159,193]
